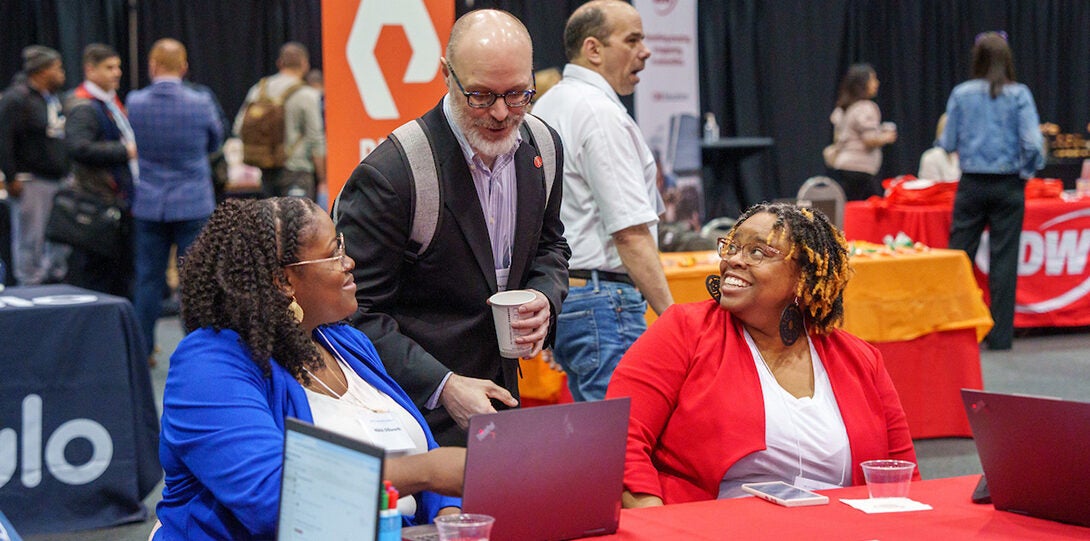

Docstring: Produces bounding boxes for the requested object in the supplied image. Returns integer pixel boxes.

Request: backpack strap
[389,118,441,263]
[521,113,557,207]
[335,115,556,265]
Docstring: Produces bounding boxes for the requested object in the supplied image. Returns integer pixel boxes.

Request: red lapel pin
[534,156,543,168]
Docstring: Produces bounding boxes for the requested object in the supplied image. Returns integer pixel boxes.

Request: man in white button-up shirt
[533,0,672,401]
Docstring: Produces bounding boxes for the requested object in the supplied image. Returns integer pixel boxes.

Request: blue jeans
[553,274,647,401]
[133,218,206,358]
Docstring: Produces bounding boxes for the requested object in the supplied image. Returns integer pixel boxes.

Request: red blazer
[605,300,919,504]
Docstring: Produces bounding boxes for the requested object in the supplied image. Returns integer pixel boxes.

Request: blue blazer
[126,79,223,222]
[155,323,460,540]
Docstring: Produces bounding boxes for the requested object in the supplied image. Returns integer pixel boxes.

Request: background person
[155,198,462,540]
[918,114,960,180]
[532,0,672,401]
[335,9,569,446]
[233,42,325,200]
[64,43,137,298]
[828,63,897,200]
[937,31,1044,351]
[126,38,224,364]
[607,202,917,507]
[0,45,69,286]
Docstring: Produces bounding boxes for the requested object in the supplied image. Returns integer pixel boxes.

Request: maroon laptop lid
[461,398,630,541]
[961,389,1090,527]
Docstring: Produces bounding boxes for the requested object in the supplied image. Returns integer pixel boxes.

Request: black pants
[832,169,882,201]
[949,173,1024,349]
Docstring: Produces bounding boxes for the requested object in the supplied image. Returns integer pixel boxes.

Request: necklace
[302,349,347,398]
[304,329,390,413]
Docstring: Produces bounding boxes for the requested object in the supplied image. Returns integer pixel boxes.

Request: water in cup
[860,459,916,499]
[434,513,495,541]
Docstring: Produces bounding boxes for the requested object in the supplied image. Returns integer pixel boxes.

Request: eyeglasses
[975,31,1008,45]
[285,233,347,269]
[445,60,536,109]
[717,238,784,266]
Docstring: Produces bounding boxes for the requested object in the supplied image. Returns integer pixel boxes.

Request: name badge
[359,411,415,452]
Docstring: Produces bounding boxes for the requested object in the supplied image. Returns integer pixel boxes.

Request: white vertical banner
[633,0,700,172]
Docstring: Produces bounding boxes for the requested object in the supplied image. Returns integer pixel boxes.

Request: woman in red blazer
[607,202,918,507]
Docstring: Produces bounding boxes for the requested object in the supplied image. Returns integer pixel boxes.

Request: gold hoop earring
[289,297,304,324]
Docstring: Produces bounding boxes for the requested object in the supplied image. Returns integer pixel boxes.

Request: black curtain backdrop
[3,1,1088,208]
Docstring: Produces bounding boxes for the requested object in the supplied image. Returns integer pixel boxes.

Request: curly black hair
[726,202,852,334]
[179,197,325,381]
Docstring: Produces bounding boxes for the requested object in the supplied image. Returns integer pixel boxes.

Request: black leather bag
[45,188,125,258]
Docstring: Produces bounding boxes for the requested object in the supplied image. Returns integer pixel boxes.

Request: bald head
[564,0,648,95]
[149,38,187,77]
[445,9,532,69]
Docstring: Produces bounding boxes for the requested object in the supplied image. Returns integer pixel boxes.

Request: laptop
[403,398,630,541]
[961,389,1090,527]
[277,417,385,540]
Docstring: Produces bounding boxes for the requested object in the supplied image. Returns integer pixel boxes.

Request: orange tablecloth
[658,249,992,342]
[588,475,1088,540]
[844,197,1090,328]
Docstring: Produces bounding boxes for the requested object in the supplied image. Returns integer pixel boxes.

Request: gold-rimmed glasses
[285,233,347,269]
[716,237,784,266]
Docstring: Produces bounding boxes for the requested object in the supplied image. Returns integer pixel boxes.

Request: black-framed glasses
[445,60,536,109]
[716,238,784,266]
[975,31,1008,45]
[285,233,347,269]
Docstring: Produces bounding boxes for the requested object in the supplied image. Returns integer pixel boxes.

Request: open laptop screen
[277,417,384,541]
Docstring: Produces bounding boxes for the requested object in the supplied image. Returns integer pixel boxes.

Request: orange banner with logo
[321,1,454,207]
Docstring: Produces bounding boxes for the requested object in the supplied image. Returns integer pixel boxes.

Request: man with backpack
[335,10,570,446]
[233,42,325,199]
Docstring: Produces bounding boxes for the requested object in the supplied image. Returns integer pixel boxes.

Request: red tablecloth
[591,475,1089,540]
[845,198,1090,328]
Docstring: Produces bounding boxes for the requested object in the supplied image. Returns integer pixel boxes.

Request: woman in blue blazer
[154,198,462,540]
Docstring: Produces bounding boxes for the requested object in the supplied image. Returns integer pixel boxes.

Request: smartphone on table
[741,481,830,507]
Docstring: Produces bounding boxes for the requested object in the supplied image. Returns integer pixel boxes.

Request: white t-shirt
[718,330,853,498]
[531,64,664,273]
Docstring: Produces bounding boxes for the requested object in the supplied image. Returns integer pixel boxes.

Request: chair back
[796,176,846,229]
[699,216,737,241]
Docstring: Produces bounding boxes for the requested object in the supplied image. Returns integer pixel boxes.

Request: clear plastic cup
[434,513,495,541]
[860,459,916,498]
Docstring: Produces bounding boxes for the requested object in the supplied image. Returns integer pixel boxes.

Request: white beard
[451,100,524,161]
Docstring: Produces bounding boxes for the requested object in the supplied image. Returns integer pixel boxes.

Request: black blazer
[337,101,570,445]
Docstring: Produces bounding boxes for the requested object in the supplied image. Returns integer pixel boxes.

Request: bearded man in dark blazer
[335,9,570,446]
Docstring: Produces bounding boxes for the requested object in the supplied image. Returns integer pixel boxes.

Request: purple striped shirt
[442,96,521,290]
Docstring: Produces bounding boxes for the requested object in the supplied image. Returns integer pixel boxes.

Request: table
[844,197,1090,328]
[589,476,1090,539]
[656,250,992,438]
[701,137,774,219]
[0,285,160,535]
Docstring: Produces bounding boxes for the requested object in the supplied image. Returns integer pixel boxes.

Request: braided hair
[728,202,852,334]
[179,197,324,381]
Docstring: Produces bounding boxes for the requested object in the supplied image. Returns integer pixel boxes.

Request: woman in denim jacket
[937,31,1045,350]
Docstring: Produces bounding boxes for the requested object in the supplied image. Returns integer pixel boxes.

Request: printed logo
[346,0,442,120]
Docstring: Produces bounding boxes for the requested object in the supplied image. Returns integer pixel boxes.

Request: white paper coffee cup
[488,290,536,358]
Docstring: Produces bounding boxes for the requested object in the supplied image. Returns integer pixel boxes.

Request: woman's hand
[436,506,462,517]
[622,490,664,508]
[384,447,466,497]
